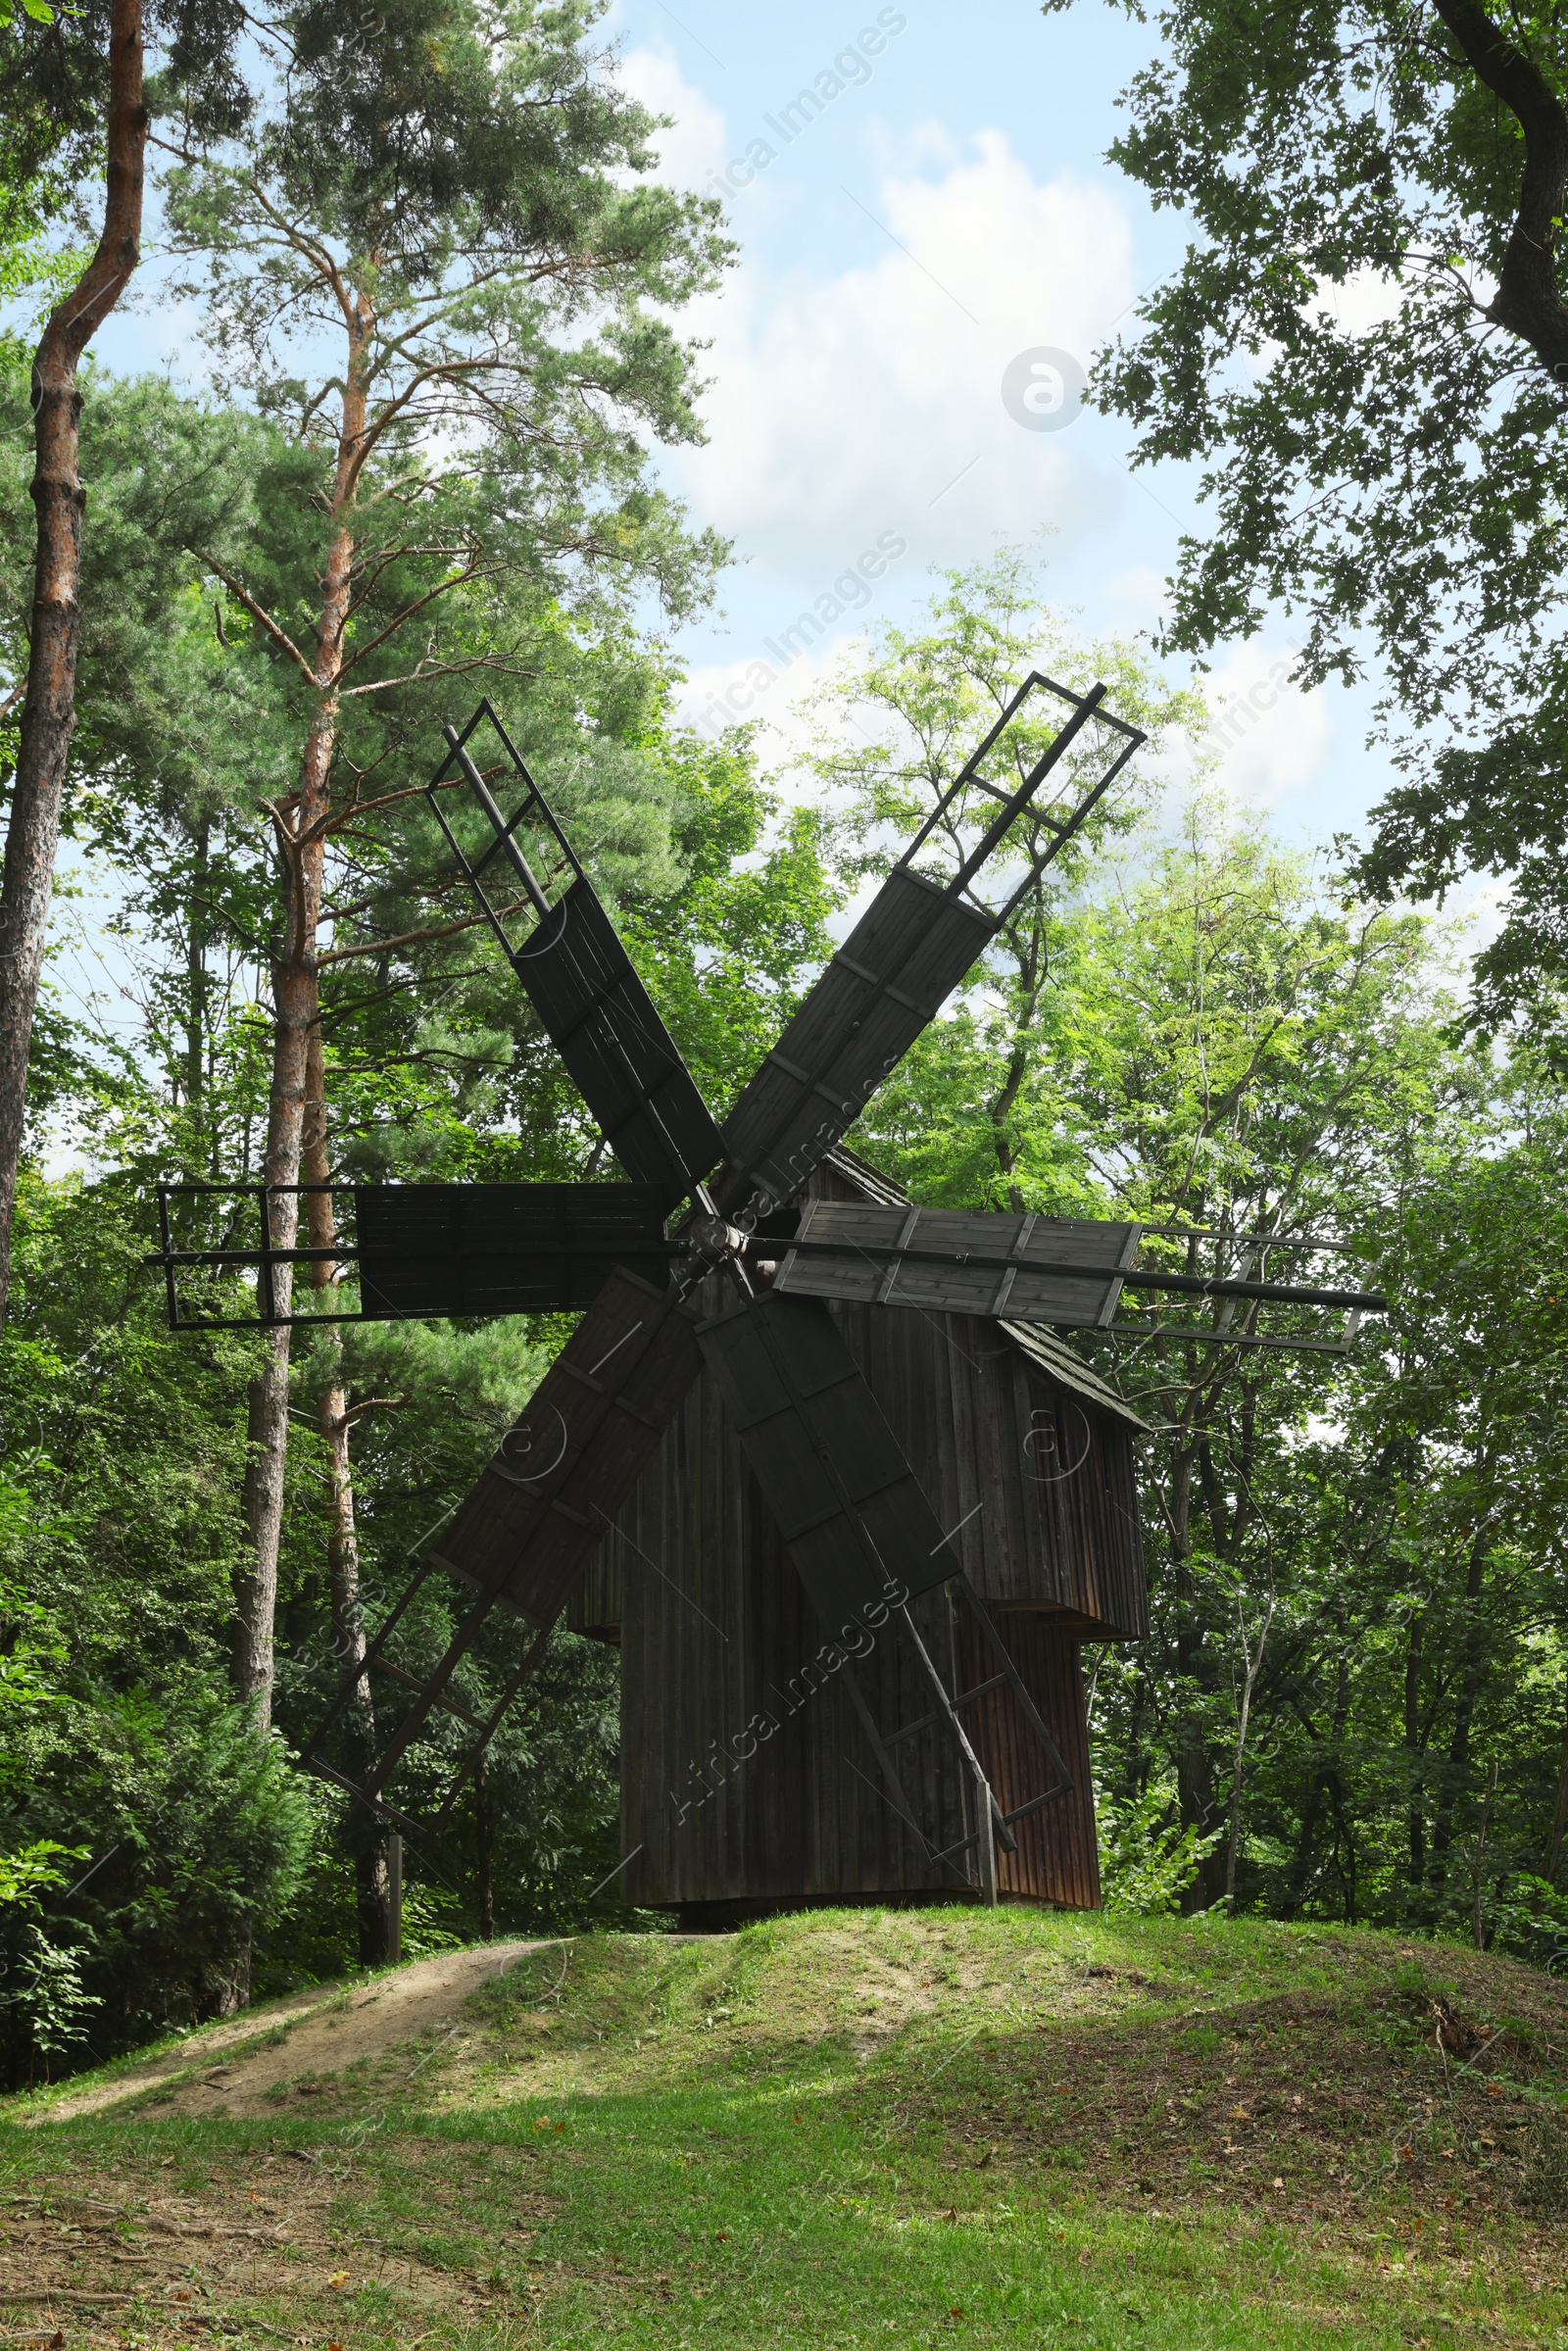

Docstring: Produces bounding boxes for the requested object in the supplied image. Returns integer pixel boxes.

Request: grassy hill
[3,1905,1565,2347]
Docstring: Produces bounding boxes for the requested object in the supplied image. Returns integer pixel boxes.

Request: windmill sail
[356,1183,669,1319]
[716,675,1146,1217]
[426,707,726,1210]
[768,1201,1142,1327]
[715,867,1000,1216]
[509,874,725,1210]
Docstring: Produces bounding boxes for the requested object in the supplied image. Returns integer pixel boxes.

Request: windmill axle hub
[685,1213,753,1268]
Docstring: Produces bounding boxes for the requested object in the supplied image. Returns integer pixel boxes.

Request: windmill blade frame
[143,1180,673,1329]
[426,701,727,1212]
[715,674,1146,1220]
[355,1183,670,1320]
[767,1201,1143,1328]
[762,1200,1388,1333]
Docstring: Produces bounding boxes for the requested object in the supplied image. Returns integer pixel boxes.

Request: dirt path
[38,1939,553,2123]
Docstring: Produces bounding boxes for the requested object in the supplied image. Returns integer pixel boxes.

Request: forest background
[0,0,1566,2087]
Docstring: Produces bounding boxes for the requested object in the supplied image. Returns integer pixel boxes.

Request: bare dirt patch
[38,1939,552,2124]
[0,2139,558,2346]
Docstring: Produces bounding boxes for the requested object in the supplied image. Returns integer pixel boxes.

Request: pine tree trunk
[230,321,368,1732]
[303,1026,393,1965]
[226,300,371,2022]
[0,0,146,1333]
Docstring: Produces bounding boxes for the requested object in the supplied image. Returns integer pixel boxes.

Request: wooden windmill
[152,679,1387,1912]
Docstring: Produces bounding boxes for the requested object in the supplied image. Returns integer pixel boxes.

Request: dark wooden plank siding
[612,1326,1126,1911]
[618,1365,980,1911]
[1019,1360,1149,1641]
[566,1531,622,1641]
[955,1609,1100,1907]
[595,1160,1145,1916]
[829,1300,1144,1638]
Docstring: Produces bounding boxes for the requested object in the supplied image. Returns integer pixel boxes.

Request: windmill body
[574,1148,1147,1923]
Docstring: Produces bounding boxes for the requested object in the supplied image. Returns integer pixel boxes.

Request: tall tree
[1040,0,1568,1025]
[0,0,251,1329]
[163,0,729,1736]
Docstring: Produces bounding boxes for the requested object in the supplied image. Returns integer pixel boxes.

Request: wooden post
[977,1780,999,1909]
[388,1834,403,1963]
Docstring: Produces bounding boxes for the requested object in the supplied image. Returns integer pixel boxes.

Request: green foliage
[8,1928,96,2068]
[1097,1779,1218,1915]
[1476,1874,1568,1968]
[0,330,837,2023]
[0,1843,83,1906]
[0,0,253,193]
[1522,2113,1568,2214]
[0,1176,315,2074]
[397,1879,466,1960]
[1039,0,1568,1023]
[816,549,1200,1207]
[621,723,844,1123]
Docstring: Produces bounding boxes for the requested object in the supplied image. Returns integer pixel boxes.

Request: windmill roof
[819,1143,911,1206]
[998,1319,1150,1433]
[820,1147,1150,1434]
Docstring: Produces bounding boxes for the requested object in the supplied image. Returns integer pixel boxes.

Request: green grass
[3,1907,1566,2348]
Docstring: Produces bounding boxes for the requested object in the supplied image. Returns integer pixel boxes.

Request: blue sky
[60,0,1504,1021]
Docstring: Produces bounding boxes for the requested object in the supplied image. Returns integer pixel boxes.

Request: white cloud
[1318,264,1406,338]
[864,116,962,177]
[674,622,875,781]
[661,125,1137,581]
[1098,565,1168,632]
[613,40,731,191]
[1190,640,1335,810]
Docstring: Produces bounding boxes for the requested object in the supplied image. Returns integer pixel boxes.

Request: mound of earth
[5,1911,1565,2351]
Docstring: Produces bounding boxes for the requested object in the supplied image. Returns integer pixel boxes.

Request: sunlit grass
[2,1907,1563,2347]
